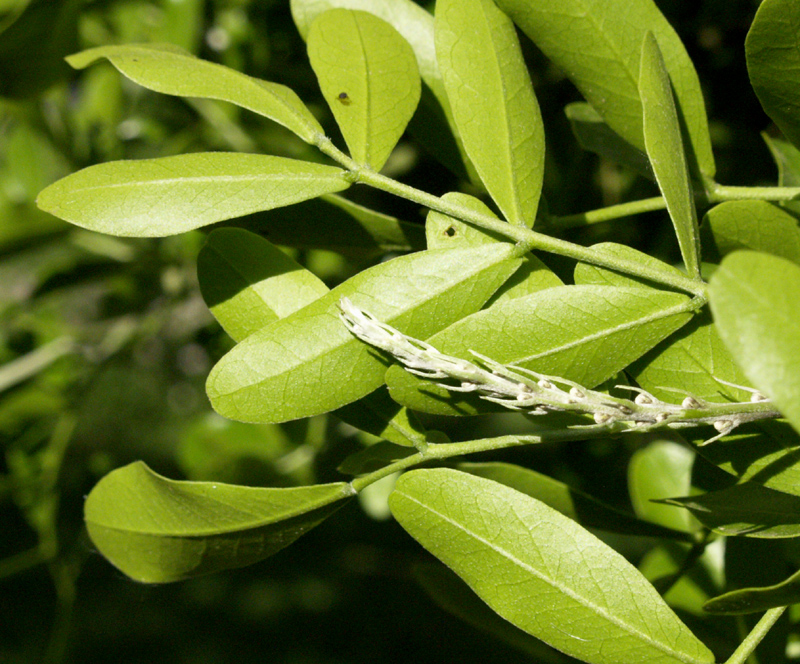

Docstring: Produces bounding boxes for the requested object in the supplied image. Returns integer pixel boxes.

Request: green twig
[723,607,786,664]
[554,195,668,228]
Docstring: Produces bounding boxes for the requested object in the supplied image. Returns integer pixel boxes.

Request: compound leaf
[84,461,353,583]
[435,0,544,227]
[37,153,350,237]
[308,9,420,170]
[389,468,714,664]
[66,43,323,143]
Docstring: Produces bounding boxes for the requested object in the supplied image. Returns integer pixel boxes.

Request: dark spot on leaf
[444,226,456,237]
[337,92,351,106]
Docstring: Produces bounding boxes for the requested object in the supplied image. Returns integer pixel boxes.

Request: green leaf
[640,33,702,278]
[198,228,329,341]
[703,201,800,265]
[628,437,698,534]
[207,244,521,423]
[763,133,800,188]
[66,43,323,143]
[746,0,800,151]
[459,462,691,541]
[704,568,800,615]
[387,284,691,416]
[307,9,420,170]
[709,251,800,434]
[435,0,544,227]
[240,194,426,257]
[337,440,416,475]
[494,0,715,178]
[36,153,350,237]
[84,461,353,583]
[389,468,714,664]
[565,102,654,180]
[631,313,755,404]
[574,242,690,290]
[661,482,800,539]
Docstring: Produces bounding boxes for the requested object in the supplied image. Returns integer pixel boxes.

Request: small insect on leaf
[337,92,352,106]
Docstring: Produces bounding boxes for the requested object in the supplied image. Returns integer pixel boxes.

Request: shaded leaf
[494,0,715,177]
[84,461,353,583]
[746,0,800,151]
[763,134,800,188]
[198,228,329,341]
[640,33,701,278]
[308,9,420,170]
[435,0,544,227]
[565,102,653,180]
[629,436,698,534]
[661,482,800,539]
[387,284,691,416]
[207,244,521,423]
[704,568,800,615]
[459,462,691,540]
[67,43,323,143]
[337,440,416,475]
[709,251,800,433]
[37,153,350,237]
[390,468,714,664]
[703,201,800,265]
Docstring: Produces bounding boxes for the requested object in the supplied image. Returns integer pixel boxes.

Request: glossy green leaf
[628,436,698,534]
[84,461,353,583]
[307,10,420,170]
[37,153,350,237]
[387,284,691,416]
[704,201,800,265]
[565,102,654,180]
[494,0,715,178]
[631,313,755,404]
[694,420,800,496]
[207,244,521,423]
[66,43,323,143]
[435,0,544,227]
[290,0,478,182]
[460,462,691,541]
[240,194,426,257]
[574,242,690,290]
[704,568,800,615]
[640,33,701,278]
[661,482,800,539]
[746,0,800,151]
[709,251,800,434]
[198,228,329,341]
[390,468,714,664]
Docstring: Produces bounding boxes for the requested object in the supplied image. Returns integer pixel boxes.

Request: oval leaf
[704,201,800,265]
[66,43,323,143]
[84,461,354,583]
[746,0,800,151]
[640,33,701,278]
[308,9,420,170]
[709,251,800,434]
[495,0,715,178]
[435,0,544,227]
[36,153,350,237]
[207,244,521,423]
[198,228,329,341]
[387,284,691,416]
[389,468,714,664]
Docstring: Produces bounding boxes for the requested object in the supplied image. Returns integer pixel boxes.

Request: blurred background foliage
[0,0,776,662]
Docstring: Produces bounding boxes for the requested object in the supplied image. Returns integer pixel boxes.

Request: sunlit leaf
[84,461,353,583]
[207,244,521,423]
[574,242,690,290]
[639,33,701,278]
[37,153,350,237]
[67,43,323,143]
[390,468,714,664]
[709,251,800,434]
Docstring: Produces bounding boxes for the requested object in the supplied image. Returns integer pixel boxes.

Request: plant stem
[710,183,800,202]
[349,425,615,493]
[554,196,667,228]
[314,136,707,299]
[724,607,786,664]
